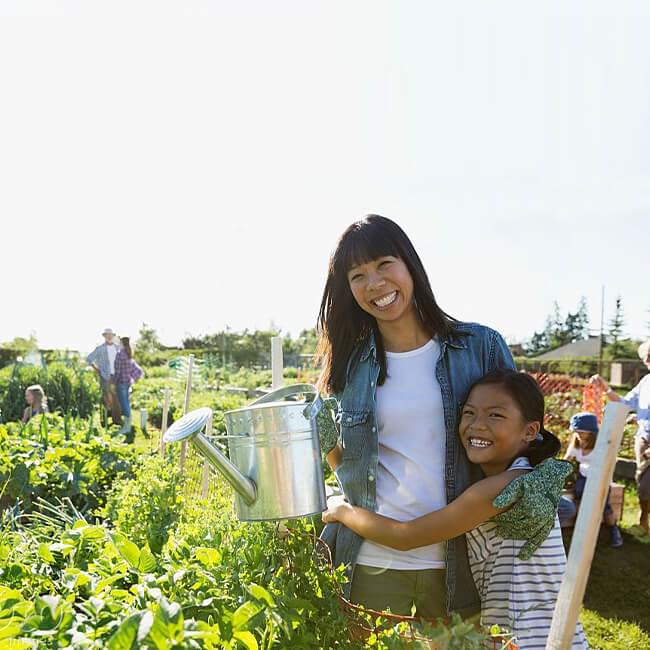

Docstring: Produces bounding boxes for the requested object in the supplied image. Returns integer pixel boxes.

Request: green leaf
[246,584,275,608]
[111,534,141,570]
[231,601,264,631]
[233,630,258,650]
[0,622,24,641]
[194,547,222,567]
[137,546,157,573]
[37,544,54,564]
[107,612,142,650]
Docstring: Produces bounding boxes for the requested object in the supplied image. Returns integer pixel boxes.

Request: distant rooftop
[534,336,601,360]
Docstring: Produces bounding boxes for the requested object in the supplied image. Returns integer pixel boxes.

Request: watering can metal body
[163,384,328,521]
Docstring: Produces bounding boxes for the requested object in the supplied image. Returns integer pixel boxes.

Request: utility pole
[598,285,605,376]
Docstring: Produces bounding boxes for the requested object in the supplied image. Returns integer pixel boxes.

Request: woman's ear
[524,420,541,442]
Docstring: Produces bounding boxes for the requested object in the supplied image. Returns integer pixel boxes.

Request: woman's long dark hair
[317,215,460,394]
[466,369,561,466]
[121,337,133,359]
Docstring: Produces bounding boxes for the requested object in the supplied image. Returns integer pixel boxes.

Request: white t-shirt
[106,344,118,374]
[572,446,593,478]
[356,338,447,570]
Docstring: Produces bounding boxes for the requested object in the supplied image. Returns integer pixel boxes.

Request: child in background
[323,369,587,649]
[563,412,624,548]
[21,384,48,423]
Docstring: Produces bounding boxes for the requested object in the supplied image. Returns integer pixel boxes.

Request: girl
[22,384,48,423]
[563,412,623,547]
[323,370,588,649]
[316,215,562,619]
[113,336,144,439]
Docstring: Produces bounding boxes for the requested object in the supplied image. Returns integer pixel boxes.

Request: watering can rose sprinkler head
[163,406,257,506]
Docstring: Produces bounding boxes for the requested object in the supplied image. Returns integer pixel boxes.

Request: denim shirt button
[368,474,375,482]
[371,426,376,433]
[370,381,374,387]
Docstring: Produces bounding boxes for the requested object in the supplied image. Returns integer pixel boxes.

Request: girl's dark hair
[317,215,460,394]
[121,337,132,359]
[466,369,561,466]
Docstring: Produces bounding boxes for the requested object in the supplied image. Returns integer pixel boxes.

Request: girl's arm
[563,436,577,461]
[21,407,30,424]
[322,470,526,551]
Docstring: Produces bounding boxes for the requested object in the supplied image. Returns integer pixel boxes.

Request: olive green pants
[349,564,447,618]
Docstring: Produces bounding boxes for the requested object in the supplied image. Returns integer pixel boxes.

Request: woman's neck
[377,312,430,353]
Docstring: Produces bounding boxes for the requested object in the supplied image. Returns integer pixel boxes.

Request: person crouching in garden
[21,384,48,423]
[561,412,623,548]
[114,336,144,440]
[591,339,650,533]
[86,327,122,425]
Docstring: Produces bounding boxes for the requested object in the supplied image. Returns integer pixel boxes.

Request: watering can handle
[250,383,325,421]
[250,384,317,406]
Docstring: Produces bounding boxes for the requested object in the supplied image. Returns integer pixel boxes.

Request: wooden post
[201,412,213,499]
[271,337,283,390]
[180,354,194,471]
[545,401,629,649]
[159,387,171,455]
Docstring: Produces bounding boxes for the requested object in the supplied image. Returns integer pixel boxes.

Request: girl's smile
[460,384,539,476]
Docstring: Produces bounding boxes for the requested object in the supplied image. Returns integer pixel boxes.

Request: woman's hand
[322,495,353,524]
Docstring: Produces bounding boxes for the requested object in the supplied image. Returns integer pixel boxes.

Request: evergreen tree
[606,296,625,359]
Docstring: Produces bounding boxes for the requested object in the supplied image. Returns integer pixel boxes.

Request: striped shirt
[465,457,588,649]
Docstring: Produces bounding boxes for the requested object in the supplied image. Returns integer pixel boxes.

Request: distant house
[508,343,525,357]
[534,336,601,360]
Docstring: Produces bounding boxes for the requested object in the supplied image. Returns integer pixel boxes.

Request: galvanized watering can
[163,384,327,521]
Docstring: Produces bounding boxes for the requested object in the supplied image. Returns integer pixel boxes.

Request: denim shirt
[320,322,515,616]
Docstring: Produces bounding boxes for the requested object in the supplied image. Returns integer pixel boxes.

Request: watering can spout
[162,407,257,506]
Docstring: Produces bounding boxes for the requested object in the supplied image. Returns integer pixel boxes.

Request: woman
[113,336,144,439]
[316,215,563,619]
[591,339,650,533]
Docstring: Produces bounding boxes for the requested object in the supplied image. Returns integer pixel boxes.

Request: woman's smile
[371,290,399,310]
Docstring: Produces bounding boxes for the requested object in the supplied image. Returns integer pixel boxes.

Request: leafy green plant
[103,453,185,554]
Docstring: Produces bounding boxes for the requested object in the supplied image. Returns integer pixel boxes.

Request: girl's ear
[524,420,541,442]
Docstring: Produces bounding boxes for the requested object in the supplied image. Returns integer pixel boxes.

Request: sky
[1,1,649,355]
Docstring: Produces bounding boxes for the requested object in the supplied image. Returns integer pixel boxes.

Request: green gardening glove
[304,396,340,455]
[491,457,573,560]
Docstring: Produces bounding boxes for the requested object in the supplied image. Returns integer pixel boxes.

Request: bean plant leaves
[107,612,142,650]
[233,630,259,650]
[246,583,275,608]
[231,600,264,631]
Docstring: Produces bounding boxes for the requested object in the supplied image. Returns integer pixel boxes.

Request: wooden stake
[545,401,629,649]
[159,387,171,455]
[271,337,283,390]
[180,354,194,471]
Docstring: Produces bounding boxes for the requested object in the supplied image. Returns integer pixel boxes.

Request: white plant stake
[545,401,629,650]
[180,354,194,471]
[160,387,171,454]
[271,337,283,390]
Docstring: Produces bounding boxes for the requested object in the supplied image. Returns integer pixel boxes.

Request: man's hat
[102,328,115,335]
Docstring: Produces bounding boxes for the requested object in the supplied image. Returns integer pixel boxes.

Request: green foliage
[103,454,185,554]
[525,298,590,356]
[606,296,626,359]
[0,362,100,421]
[0,414,136,514]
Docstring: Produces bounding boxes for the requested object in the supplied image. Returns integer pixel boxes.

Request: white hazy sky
[1,1,649,355]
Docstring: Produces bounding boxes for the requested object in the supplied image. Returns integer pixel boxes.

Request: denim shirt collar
[359,326,467,362]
